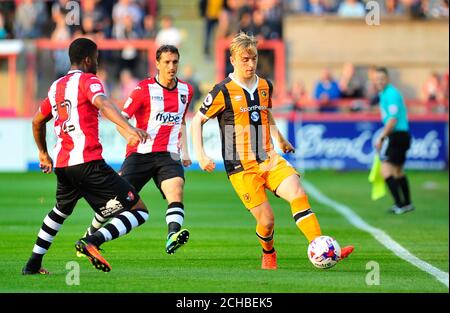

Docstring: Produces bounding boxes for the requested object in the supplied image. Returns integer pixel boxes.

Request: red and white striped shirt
[122,76,193,157]
[39,70,106,168]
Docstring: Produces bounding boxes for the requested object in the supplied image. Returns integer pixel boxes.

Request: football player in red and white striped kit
[22,38,150,274]
[84,45,194,254]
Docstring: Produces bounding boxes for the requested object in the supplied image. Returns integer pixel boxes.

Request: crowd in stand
[280,65,449,114]
[0,0,448,113]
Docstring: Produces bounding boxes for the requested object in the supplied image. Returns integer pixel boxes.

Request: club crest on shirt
[180,94,187,105]
[203,93,213,107]
[243,193,251,203]
[261,90,267,98]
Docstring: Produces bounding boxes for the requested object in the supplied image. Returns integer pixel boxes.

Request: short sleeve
[122,85,144,119]
[385,92,402,120]
[39,97,52,117]
[199,85,226,119]
[82,74,106,104]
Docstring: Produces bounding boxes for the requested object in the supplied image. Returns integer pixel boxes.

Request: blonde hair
[229,32,258,57]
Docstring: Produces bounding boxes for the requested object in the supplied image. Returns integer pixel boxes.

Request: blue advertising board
[286,120,448,170]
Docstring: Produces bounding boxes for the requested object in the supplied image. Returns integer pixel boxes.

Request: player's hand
[182,157,192,167]
[279,140,295,154]
[38,151,53,174]
[127,127,149,145]
[199,156,215,172]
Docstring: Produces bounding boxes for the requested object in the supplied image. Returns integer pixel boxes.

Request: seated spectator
[117,69,139,108]
[429,0,449,18]
[337,0,366,18]
[14,0,47,38]
[287,80,313,112]
[216,0,245,39]
[181,64,202,111]
[314,68,341,112]
[421,72,442,102]
[339,62,363,98]
[364,65,380,108]
[251,9,272,40]
[0,11,8,39]
[51,10,71,79]
[112,0,144,39]
[143,14,158,39]
[259,0,283,39]
[81,0,111,36]
[114,14,143,77]
[155,15,182,47]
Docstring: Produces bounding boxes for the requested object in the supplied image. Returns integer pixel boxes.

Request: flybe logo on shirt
[155,112,181,125]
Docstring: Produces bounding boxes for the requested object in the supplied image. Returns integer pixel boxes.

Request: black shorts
[120,152,184,199]
[54,159,140,218]
[381,131,411,166]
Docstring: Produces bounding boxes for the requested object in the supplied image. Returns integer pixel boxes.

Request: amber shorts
[229,154,299,210]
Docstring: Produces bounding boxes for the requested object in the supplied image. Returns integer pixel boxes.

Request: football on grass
[307,235,341,269]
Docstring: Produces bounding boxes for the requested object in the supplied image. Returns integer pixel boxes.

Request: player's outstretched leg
[166,228,190,254]
[340,245,354,260]
[75,207,149,272]
[22,205,72,275]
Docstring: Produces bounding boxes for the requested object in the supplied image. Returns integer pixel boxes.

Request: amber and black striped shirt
[199,74,274,175]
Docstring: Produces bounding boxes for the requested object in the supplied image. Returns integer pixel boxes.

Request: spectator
[441,70,449,103]
[339,62,363,98]
[337,0,366,17]
[306,0,327,15]
[429,0,449,17]
[250,9,271,39]
[283,0,309,13]
[81,0,111,36]
[50,10,71,79]
[0,11,8,39]
[181,64,202,111]
[114,14,143,77]
[14,0,47,38]
[421,72,442,102]
[112,0,144,40]
[143,14,158,39]
[314,68,341,112]
[364,65,380,108]
[238,6,253,35]
[155,15,182,47]
[258,0,283,39]
[287,80,313,112]
[216,0,246,39]
[199,0,225,56]
[116,69,139,108]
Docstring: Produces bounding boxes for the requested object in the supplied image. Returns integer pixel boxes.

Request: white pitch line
[303,180,449,288]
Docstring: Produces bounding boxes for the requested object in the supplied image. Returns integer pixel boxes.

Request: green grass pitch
[0,170,448,293]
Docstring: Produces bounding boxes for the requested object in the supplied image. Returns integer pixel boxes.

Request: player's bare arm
[192,112,215,172]
[32,109,53,174]
[181,117,192,167]
[375,118,397,151]
[93,95,148,144]
[268,109,295,154]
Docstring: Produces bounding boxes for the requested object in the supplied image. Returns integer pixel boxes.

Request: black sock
[26,253,43,270]
[385,176,402,207]
[263,248,275,254]
[397,176,411,206]
[168,222,181,238]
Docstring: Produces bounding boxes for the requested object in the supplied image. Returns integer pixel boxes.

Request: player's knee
[259,218,275,232]
[131,198,148,214]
